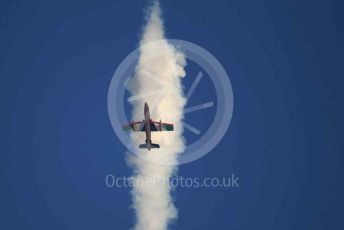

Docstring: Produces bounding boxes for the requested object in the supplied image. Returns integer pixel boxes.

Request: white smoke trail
[127,1,186,230]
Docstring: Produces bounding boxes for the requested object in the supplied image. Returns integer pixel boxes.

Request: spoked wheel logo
[108,39,234,165]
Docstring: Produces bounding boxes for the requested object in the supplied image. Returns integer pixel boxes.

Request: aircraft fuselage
[144,102,152,149]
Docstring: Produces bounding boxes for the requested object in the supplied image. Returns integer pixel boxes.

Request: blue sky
[1,0,344,229]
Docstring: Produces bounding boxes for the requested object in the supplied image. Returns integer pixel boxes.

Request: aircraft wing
[122,121,145,132]
[151,121,174,131]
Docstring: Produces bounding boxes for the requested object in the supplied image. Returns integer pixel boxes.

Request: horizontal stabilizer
[139,143,160,149]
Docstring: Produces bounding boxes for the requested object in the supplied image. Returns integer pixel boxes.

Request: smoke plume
[127,1,186,230]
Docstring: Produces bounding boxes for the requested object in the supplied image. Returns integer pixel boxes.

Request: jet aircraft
[122,102,174,150]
